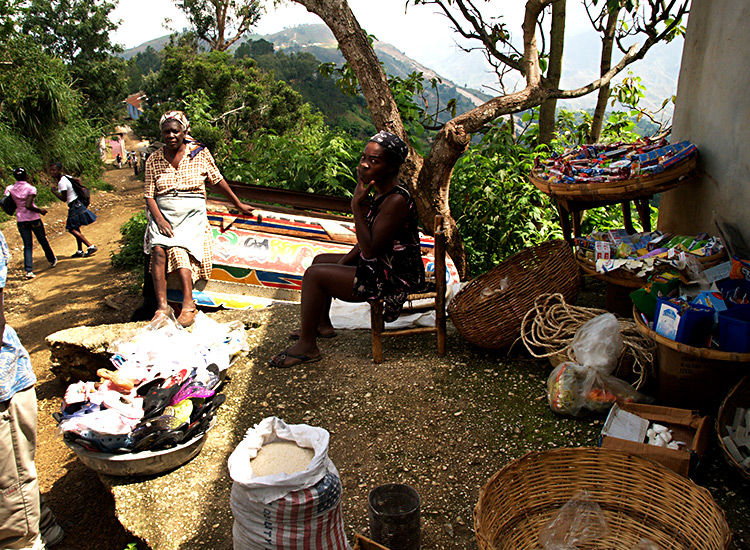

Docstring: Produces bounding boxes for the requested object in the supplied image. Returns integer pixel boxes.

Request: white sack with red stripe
[229,416,350,550]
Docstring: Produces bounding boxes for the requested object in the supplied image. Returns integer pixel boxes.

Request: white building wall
[658,0,750,243]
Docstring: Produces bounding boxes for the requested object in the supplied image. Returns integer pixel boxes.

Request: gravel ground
[101,278,749,549]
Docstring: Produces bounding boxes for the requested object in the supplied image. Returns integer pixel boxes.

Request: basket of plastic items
[57,310,248,476]
[716,375,750,483]
[529,139,698,202]
[575,230,726,288]
[474,447,731,550]
[448,240,580,349]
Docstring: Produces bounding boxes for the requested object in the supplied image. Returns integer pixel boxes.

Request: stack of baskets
[474,447,731,550]
[448,240,580,349]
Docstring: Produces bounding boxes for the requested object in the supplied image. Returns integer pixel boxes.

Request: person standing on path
[48,163,97,258]
[0,228,65,549]
[4,168,56,279]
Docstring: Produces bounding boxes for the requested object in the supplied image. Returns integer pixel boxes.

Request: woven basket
[474,447,731,550]
[448,240,580,349]
[529,154,698,202]
[576,249,728,289]
[716,375,750,483]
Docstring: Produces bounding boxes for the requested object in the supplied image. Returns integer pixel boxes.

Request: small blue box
[654,297,714,347]
[718,305,750,353]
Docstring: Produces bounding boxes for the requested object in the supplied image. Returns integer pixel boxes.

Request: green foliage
[237,43,374,138]
[0,36,103,182]
[136,41,310,160]
[110,211,148,272]
[18,0,125,119]
[175,0,262,51]
[450,121,562,277]
[222,113,361,196]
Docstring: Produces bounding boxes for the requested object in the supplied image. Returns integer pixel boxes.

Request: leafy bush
[450,121,563,277]
[222,114,361,197]
[110,211,147,274]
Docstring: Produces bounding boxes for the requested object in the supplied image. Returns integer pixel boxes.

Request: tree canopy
[291,0,689,276]
[16,0,127,120]
[174,0,262,51]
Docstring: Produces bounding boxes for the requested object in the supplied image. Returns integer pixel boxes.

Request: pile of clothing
[56,311,248,454]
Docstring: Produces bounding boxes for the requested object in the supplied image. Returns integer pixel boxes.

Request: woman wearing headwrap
[145,110,252,327]
[269,131,424,367]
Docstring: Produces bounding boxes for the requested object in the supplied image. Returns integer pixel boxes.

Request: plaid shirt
[0,230,35,401]
[144,143,224,198]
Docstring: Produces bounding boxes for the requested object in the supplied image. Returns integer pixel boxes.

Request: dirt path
[2,167,147,549]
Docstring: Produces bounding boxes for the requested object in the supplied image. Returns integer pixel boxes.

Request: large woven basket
[716,375,750,483]
[529,154,698,202]
[448,240,580,349]
[474,447,731,550]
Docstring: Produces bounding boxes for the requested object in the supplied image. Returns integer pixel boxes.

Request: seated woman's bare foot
[177,304,197,327]
[268,343,322,368]
[288,326,337,339]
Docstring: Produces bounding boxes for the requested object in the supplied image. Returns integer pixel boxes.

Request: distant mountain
[121,23,682,120]
[121,24,493,120]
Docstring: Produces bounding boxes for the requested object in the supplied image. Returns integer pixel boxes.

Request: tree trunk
[292,0,553,277]
[588,7,620,143]
[538,0,566,146]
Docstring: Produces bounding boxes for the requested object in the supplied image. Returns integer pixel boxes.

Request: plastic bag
[539,490,609,550]
[547,314,651,415]
[570,313,623,372]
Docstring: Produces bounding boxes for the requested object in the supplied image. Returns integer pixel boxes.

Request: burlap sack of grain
[228,416,350,550]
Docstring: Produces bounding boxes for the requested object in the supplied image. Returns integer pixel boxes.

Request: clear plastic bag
[539,490,609,550]
[547,314,651,415]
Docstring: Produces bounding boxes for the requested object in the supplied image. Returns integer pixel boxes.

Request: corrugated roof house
[124,92,147,120]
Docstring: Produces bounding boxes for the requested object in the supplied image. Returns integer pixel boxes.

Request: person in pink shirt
[4,168,57,279]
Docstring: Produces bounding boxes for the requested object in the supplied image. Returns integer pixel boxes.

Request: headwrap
[159,110,206,158]
[369,131,408,165]
[160,110,190,133]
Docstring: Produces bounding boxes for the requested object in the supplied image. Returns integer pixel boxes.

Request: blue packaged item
[654,297,714,347]
[717,305,750,353]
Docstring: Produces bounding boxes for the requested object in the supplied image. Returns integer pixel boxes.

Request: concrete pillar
[658,0,750,243]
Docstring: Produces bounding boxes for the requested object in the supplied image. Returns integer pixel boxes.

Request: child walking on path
[48,163,97,258]
[4,168,56,279]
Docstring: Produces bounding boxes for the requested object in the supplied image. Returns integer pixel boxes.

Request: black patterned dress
[352,184,425,321]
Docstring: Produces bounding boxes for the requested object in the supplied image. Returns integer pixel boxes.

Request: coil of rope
[519,293,656,389]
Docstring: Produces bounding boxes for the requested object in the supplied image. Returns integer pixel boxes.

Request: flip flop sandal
[184,414,218,442]
[141,382,183,420]
[131,431,160,453]
[268,349,322,368]
[189,393,226,423]
[164,400,194,425]
[206,363,227,391]
[150,429,186,451]
[73,437,102,453]
[289,328,337,340]
[171,380,215,406]
[136,377,166,397]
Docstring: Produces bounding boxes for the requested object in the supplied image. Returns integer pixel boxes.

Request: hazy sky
[110,0,535,67]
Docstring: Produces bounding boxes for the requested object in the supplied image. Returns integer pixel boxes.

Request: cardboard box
[599,403,711,477]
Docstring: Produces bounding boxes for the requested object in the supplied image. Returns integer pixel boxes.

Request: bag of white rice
[228,416,350,550]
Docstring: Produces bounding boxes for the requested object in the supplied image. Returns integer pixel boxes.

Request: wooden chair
[370,214,447,363]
